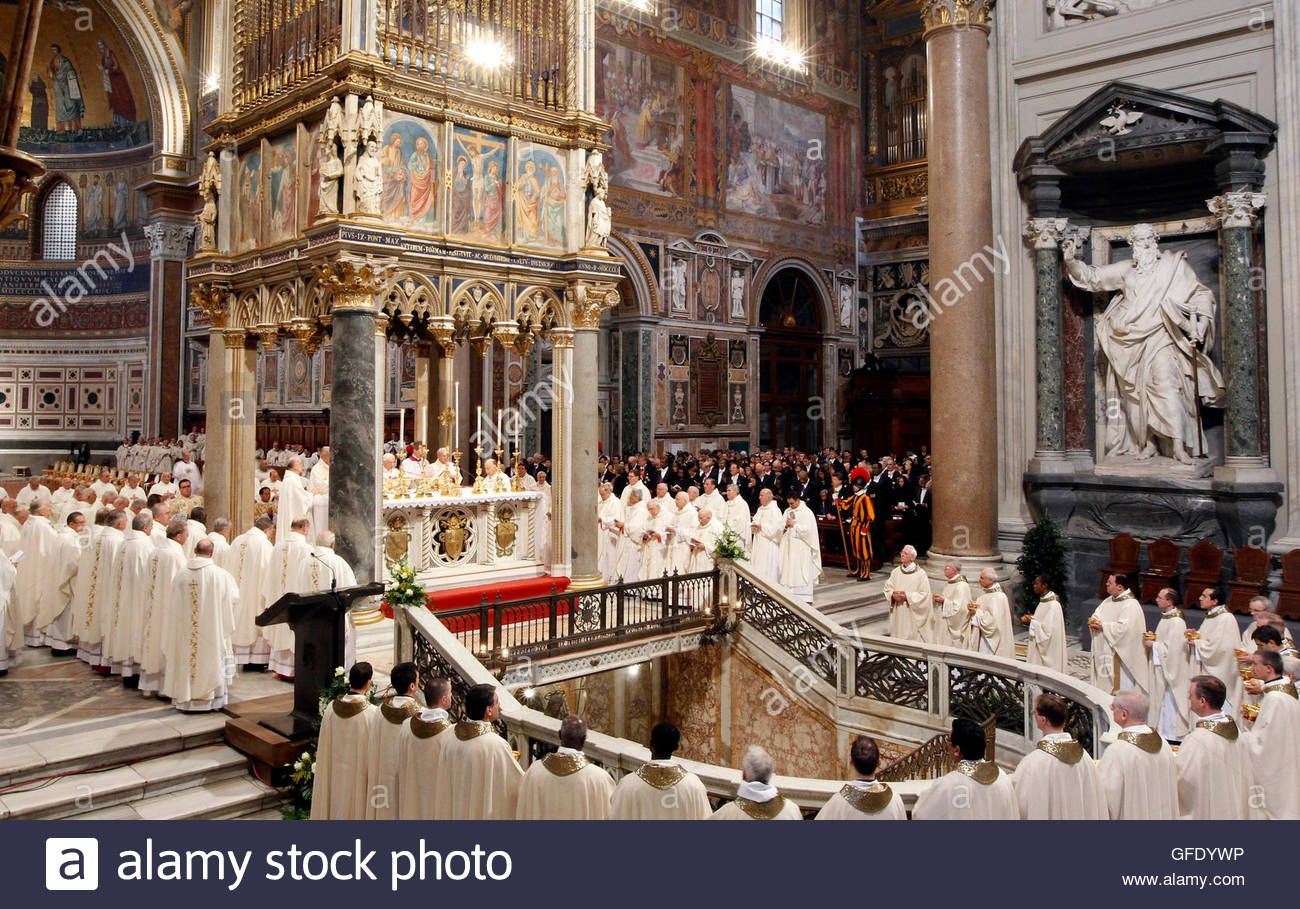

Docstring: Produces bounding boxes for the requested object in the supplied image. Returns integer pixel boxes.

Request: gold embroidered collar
[734,795,788,819]
[839,782,894,813]
[1206,605,1227,619]
[1113,590,1133,601]
[542,752,590,776]
[410,716,452,739]
[455,721,495,740]
[1038,592,1058,602]
[381,699,420,725]
[331,697,369,719]
[1263,677,1299,699]
[1118,730,1163,754]
[955,761,999,784]
[1160,609,1184,621]
[1195,717,1238,741]
[1036,738,1084,764]
[637,762,687,789]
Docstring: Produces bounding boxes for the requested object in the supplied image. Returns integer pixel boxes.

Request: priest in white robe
[698,478,725,519]
[777,494,821,605]
[396,677,453,820]
[161,539,237,711]
[365,662,420,820]
[814,735,905,820]
[1089,573,1150,698]
[435,684,524,820]
[937,561,974,650]
[1241,649,1300,819]
[0,550,17,672]
[517,715,616,820]
[1176,674,1254,820]
[0,499,21,555]
[311,662,377,820]
[711,746,803,820]
[41,510,87,653]
[104,511,155,678]
[14,477,50,511]
[1023,576,1066,671]
[307,447,330,544]
[50,478,76,522]
[639,500,675,580]
[596,484,623,583]
[1012,693,1106,819]
[1147,587,1192,741]
[688,507,722,575]
[669,492,698,576]
[206,519,232,562]
[226,516,274,667]
[72,509,127,669]
[138,520,190,696]
[1241,595,1292,654]
[480,459,511,494]
[1189,587,1243,717]
[615,491,648,583]
[14,502,57,647]
[912,718,1018,820]
[610,721,711,820]
[619,470,648,509]
[262,516,314,678]
[972,568,1015,659]
[722,485,751,555]
[884,545,933,642]
[748,489,783,585]
[1096,690,1179,819]
[275,457,312,545]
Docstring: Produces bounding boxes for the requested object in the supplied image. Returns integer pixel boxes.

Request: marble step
[0,743,253,820]
[0,712,229,789]
[78,776,285,821]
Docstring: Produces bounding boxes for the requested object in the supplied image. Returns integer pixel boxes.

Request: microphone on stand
[311,550,337,591]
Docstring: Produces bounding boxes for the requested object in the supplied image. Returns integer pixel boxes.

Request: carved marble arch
[607,231,659,317]
[514,286,561,338]
[232,291,261,331]
[265,284,297,325]
[751,256,835,333]
[382,274,444,335]
[449,280,506,335]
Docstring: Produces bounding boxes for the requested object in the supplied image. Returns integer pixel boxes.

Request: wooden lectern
[256,581,384,739]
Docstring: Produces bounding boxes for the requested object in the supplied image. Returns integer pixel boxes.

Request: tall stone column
[143,219,195,437]
[550,329,574,580]
[413,341,432,445]
[431,331,457,451]
[923,0,999,563]
[1024,218,1071,472]
[227,332,258,532]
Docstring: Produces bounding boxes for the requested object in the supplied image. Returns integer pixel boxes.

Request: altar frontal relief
[725,85,825,225]
[380,114,442,231]
[513,142,566,251]
[448,126,507,245]
[595,42,685,198]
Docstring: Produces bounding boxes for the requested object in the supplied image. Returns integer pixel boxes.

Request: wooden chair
[1097,532,1140,597]
[1183,540,1225,607]
[1139,537,1181,604]
[1228,545,1271,614]
[1274,550,1300,621]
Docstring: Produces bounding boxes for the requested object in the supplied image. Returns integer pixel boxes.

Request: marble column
[1207,192,1267,468]
[435,338,456,451]
[1024,218,1071,472]
[923,0,999,562]
[550,329,574,580]
[143,219,196,436]
[413,341,432,445]
[201,325,257,531]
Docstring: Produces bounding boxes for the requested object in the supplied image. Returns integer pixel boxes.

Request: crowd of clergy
[114,432,206,475]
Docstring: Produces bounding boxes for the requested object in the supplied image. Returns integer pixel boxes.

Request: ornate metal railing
[735,573,838,686]
[234,0,343,107]
[877,717,997,782]
[949,665,1027,738]
[856,650,930,711]
[433,568,718,661]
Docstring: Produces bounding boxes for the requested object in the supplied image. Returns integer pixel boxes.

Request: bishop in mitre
[1096,690,1179,819]
[884,545,932,642]
[777,494,821,604]
[748,489,783,585]
[1011,694,1106,820]
[711,746,802,820]
[1147,588,1192,741]
[610,722,711,820]
[1188,587,1243,717]
[596,484,623,583]
[936,560,974,650]
[225,516,274,668]
[397,677,454,820]
[436,684,524,820]
[262,515,314,679]
[912,718,1018,820]
[365,661,420,820]
[161,539,237,711]
[814,736,904,820]
[1089,573,1150,698]
[311,662,377,821]
[517,715,616,820]
[1023,575,1066,671]
[1241,649,1300,820]
[137,520,189,696]
[1176,675,1254,820]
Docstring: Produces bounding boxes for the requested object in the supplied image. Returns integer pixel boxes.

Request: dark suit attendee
[76,442,91,467]
[909,476,933,558]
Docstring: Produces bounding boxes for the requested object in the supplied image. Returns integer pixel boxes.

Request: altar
[382,489,547,589]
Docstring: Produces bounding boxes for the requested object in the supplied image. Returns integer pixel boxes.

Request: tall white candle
[496,409,503,451]
[476,404,482,449]
[454,381,460,448]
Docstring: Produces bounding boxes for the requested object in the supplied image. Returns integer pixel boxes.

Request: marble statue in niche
[318,134,343,217]
[1046,0,1172,29]
[355,138,382,215]
[671,382,687,423]
[838,283,854,329]
[1063,223,1225,467]
[669,259,688,313]
[196,151,220,251]
[730,270,745,320]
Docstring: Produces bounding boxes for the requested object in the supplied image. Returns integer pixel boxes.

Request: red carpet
[428,576,571,634]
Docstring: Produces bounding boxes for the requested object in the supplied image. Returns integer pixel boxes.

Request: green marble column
[1024,218,1070,469]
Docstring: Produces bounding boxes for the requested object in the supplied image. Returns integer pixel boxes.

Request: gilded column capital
[1207,192,1266,229]
[566,282,619,330]
[191,282,232,329]
[221,328,250,350]
[428,321,457,356]
[921,0,995,36]
[1023,218,1070,250]
[314,257,392,312]
[551,328,575,350]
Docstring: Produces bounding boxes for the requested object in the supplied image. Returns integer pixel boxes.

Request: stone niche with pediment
[1016,81,1282,628]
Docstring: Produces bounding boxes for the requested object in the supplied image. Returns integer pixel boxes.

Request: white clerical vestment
[517,748,616,820]
[699,490,726,518]
[225,527,273,664]
[396,708,453,820]
[50,487,76,522]
[40,526,84,650]
[365,696,420,820]
[15,514,56,646]
[748,503,783,585]
[1193,606,1244,715]
[0,555,16,669]
[1026,592,1066,671]
[688,517,722,574]
[262,530,314,677]
[1242,680,1300,820]
[620,480,649,509]
[940,576,975,649]
[912,762,1019,820]
[640,507,675,580]
[138,538,186,695]
[436,721,525,820]
[161,558,238,711]
[710,780,802,820]
[814,780,905,820]
[120,483,147,504]
[609,760,711,820]
[670,504,698,575]
[104,528,155,675]
[1176,714,1253,820]
[1090,590,1150,697]
[1150,608,1192,741]
[274,471,312,542]
[1011,734,1106,820]
[884,563,932,643]
[0,513,20,555]
[15,483,49,510]
[723,497,751,553]
[777,501,821,602]
[73,525,124,666]
[1096,725,1179,819]
[617,501,649,582]
[974,584,1015,658]
[596,496,624,583]
[311,694,377,820]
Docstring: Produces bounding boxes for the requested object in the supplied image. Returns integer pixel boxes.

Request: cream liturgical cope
[436,721,524,820]
[596,495,623,582]
[137,538,187,694]
[262,530,313,677]
[1090,590,1150,697]
[1243,680,1300,820]
[396,709,453,820]
[814,781,905,820]
[939,576,975,649]
[226,527,274,663]
[1176,715,1254,820]
[517,748,616,820]
[884,563,932,643]
[1192,607,1244,713]
[973,584,1014,659]
[710,780,802,820]
[40,526,83,650]
[748,502,783,585]
[161,558,238,711]
[1096,726,1179,820]
[365,697,419,820]
[1026,592,1066,671]
[777,501,822,600]
[275,470,312,543]
[1150,609,1192,741]
[311,694,377,820]
[1011,734,1106,820]
[15,513,56,645]
[610,760,711,820]
[105,528,156,674]
[911,762,1018,820]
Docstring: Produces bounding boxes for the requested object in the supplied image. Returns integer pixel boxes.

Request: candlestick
[454,380,460,449]
[496,409,503,452]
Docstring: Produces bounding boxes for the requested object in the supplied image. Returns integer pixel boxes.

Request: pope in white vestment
[1148,593,1192,741]
[226,522,274,665]
[748,492,784,586]
[311,690,377,820]
[1096,692,1179,820]
[1025,589,1066,671]
[1090,579,1150,698]
[938,566,974,650]
[776,498,821,603]
[973,575,1015,659]
[1176,705,1253,821]
[161,547,238,711]
[1242,660,1300,820]
[884,548,932,643]
[364,695,420,820]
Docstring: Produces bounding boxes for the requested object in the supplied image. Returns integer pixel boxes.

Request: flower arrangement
[714,526,749,562]
[380,555,428,619]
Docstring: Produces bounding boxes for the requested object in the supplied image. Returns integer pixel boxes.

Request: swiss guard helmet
[850,467,870,490]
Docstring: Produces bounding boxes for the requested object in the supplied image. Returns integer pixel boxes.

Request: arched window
[42,181,79,261]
